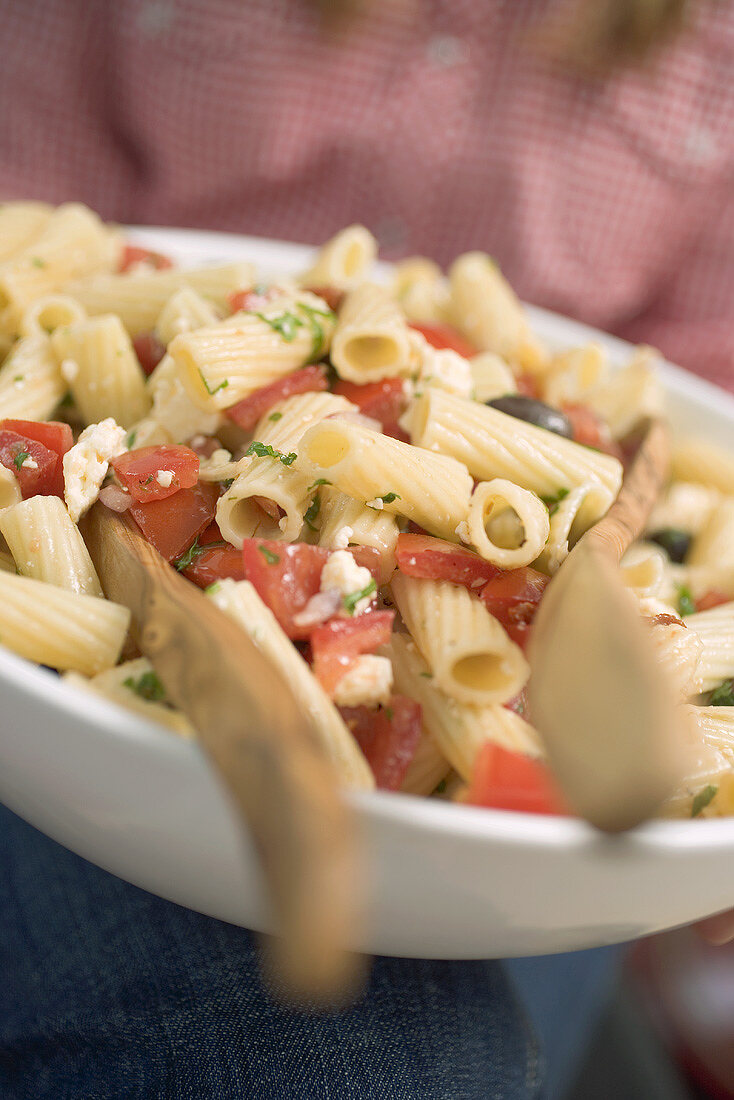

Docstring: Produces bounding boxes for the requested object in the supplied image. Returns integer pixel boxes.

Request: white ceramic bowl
[2,227,733,960]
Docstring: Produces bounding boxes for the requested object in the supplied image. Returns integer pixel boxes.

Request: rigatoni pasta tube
[18,293,87,339]
[0,333,65,421]
[330,283,411,383]
[0,465,21,512]
[154,287,220,346]
[0,571,129,674]
[0,203,119,313]
[391,257,450,325]
[67,658,196,738]
[688,499,734,569]
[169,291,335,411]
[448,251,535,364]
[0,202,52,264]
[672,439,734,494]
[300,225,377,289]
[641,610,704,701]
[686,602,734,692]
[0,496,103,596]
[646,482,720,537]
[390,575,529,706]
[534,485,591,575]
[466,479,550,569]
[470,352,518,403]
[400,731,452,796]
[387,633,540,779]
[217,392,353,545]
[664,705,734,817]
[65,262,255,335]
[51,314,150,428]
[318,487,399,582]
[297,419,473,540]
[411,388,622,531]
[209,579,375,789]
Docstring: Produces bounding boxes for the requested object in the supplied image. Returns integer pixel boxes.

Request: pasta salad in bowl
[0,203,732,958]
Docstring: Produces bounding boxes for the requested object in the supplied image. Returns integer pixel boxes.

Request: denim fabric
[0,806,543,1100]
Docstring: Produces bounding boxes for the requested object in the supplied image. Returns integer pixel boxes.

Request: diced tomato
[332,377,408,439]
[112,445,199,503]
[340,696,422,790]
[132,331,166,376]
[129,481,219,563]
[395,533,500,590]
[226,365,328,432]
[479,566,549,649]
[119,245,173,272]
[241,539,382,640]
[0,429,63,498]
[516,372,541,400]
[465,743,568,815]
[0,419,74,463]
[409,322,477,359]
[311,610,395,695]
[180,521,246,588]
[696,590,732,613]
[562,403,623,461]
[302,285,345,312]
[227,285,281,314]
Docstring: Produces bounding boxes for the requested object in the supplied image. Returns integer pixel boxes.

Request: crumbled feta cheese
[63,417,127,523]
[320,549,373,614]
[333,655,393,708]
[21,457,38,470]
[330,525,353,551]
[60,358,79,384]
[155,469,174,488]
[408,330,474,399]
[455,520,471,544]
[365,497,384,510]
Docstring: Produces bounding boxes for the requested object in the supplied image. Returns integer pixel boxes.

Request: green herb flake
[205,582,222,595]
[384,706,394,721]
[709,679,734,707]
[123,670,166,703]
[255,309,303,343]
[268,411,283,422]
[541,487,570,516]
[174,537,227,572]
[308,478,331,491]
[126,430,137,450]
[676,584,696,618]
[434,778,448,794]
[12,449,30,470]
[221,477,234,490]
[198,368,229,396]
[58,392,74,408]
[245,440,297,466]
[342,577,376,615]
[258,545,280,565]
[30,257,46,269]
[13,375,23,383]
[691,785,718,817]
[379,492,401,505]
[420,671,433,679]
[303,495,321,531]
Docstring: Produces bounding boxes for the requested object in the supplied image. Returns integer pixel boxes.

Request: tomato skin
[562,403,623,461]
[181,521,245,588]
[395,533,500,589]
[409,322,477,359]
[695,590,732,613]
[132,331,166,376]
[226,365,328,432]
[340,696,422,790]
[0,430,63,498]
[0,419,73,498]
[333,377,406,423]
[112,445,199,503]
[466,743,568,815]
[119,245,173,273]
[241,539,382,640]
[311,610,395,695]
[478,566,549,648]
[129,481,219,563]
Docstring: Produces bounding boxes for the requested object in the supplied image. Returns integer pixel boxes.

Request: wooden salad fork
[83,505,364,1003]
[529,418,688,832]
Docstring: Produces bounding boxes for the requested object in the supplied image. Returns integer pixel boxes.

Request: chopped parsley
[221,477,234,490]
[258,545,280,565]
[384,706,394,721]
[174,537,226,572]
[268,411,283,422]
[205,581,222,595]
[303,494,321,531]
[541,487,570,516]
[708,679,734,707]
[342,577,376,614]
[434,778,448,794]
[245,440,297,466]
[123,670,166,703]
[255,309,303,343]
[308,478,331,491]
[126,430,137,449]
[13,375,23,383]
[253,302,335,360]
[420,671,433,679]
[378,492,401,504]
[676,584,696,618]
[691,785,718,817]
[12,450,30,470]
[58,392,74,408]
[198,369,229,396]
[30,256,46,269]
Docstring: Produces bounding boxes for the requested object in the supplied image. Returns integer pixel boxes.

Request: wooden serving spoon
[528,418,688,832]
[82,505,364,1003]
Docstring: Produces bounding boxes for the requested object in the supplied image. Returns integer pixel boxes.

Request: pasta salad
[0,201,732,819]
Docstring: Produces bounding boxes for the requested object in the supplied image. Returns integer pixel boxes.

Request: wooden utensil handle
[83,506,364,1002]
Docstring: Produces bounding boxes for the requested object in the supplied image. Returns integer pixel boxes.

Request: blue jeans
[0,805,617,1099]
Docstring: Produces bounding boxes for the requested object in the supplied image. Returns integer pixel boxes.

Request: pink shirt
[2,0,733,385]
